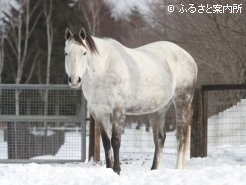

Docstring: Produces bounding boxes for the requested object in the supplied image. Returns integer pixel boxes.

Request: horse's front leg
[111,107,125,175]
[93,115,113,169]
[99,123,113,168]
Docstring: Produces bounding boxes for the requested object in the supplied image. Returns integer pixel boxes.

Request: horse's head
[64,27,98,88]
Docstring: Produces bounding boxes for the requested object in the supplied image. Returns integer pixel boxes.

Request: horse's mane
[85,34,99,54]
[72,33,99,54]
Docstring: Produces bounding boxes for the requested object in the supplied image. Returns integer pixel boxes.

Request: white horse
[64,27,197,174]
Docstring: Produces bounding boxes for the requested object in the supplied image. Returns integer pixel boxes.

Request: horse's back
[136,41,197,90]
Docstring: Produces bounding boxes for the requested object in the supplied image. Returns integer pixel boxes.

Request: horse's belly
[125,60,174,114]
[126,98,170,115]
[126,85,174,115]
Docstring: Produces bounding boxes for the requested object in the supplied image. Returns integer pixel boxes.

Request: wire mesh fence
[120,123,177,156]
[205,86,246,159]
[121,107,177,157]
[0,84,86,163]
[3,83,245,163]
[97,125,178,163]
[98,122,178,161]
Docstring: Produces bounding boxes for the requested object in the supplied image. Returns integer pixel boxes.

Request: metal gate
[0,84,87,163]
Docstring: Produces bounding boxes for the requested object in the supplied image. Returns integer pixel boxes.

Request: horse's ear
[79,27,86,40]
[65,27,73,40]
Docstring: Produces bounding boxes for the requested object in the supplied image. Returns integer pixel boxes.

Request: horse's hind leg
[173,88,194,169]
[111,107,125,174]
[149,104,170,170]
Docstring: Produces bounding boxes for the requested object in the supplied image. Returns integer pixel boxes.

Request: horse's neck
[85,37,112,80]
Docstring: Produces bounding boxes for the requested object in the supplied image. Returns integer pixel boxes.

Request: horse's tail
[181,85,197,165]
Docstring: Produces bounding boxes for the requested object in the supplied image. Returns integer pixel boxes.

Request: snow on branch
[103,0,153,20]
[0,0,20,34]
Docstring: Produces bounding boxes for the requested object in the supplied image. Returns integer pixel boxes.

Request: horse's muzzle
[68,76,82,88]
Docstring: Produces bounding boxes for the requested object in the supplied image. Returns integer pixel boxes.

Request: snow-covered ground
[1,154,246,185]
[1,126,246,185]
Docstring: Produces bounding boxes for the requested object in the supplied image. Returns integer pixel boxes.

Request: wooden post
[202,90,208,157]
[190,86,207,158]
[7,123,16,159]
[190,87,199,158]
[88,115,100,161]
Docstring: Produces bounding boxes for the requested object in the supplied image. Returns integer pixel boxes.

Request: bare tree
[6,0,41,116]
[77,0,110,35]
[0,34,4,84]
[43,0,54,134]
[7,0,41,84]
[44,0,54,85]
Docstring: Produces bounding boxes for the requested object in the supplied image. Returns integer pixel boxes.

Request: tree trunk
[43,0,54,135]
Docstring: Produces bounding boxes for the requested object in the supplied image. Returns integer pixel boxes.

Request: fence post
[190,86,207,157]
[81,95,87,162]
[88,115,100,161]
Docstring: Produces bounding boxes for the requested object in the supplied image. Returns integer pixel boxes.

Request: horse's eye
[64,52,68,56]
[83,52,87,56]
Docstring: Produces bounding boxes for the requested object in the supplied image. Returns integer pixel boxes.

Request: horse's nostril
[78,77,81,83]
[68,77,72,83]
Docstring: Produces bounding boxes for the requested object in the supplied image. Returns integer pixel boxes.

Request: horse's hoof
[151,164,158,170]
[151,167,157,170]
[113,167,121,175]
